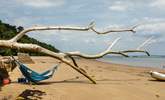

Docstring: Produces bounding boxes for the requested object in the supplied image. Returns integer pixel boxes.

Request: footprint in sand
[97,66,102,68]
[155,94,160,98]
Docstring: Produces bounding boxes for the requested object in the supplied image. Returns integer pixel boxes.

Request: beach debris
[16,89,46,100]
[0,56,17,72]
[150,71,165,81]
[18,53,34,64]
[0,22,149,84]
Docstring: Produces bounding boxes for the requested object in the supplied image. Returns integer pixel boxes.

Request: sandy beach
[0,56,165,100]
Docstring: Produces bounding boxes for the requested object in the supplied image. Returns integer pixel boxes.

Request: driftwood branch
[68,56,87,73]
[0,22,144,84]
[120,50,150,56]
[0,41,96,84]
[10,22,137,42]
[137,36,154,50]
[90,24,138,34]
[66,51,129,59]
[108,37,121,50]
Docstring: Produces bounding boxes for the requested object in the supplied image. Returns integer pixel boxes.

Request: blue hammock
[12,57,59,83]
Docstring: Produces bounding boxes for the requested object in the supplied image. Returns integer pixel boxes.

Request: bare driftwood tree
[0,22,149,84]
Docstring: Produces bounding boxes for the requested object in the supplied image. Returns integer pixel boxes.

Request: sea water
[99,55,165,69]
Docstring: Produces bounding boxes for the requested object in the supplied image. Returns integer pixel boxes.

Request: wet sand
[0,56,165,100]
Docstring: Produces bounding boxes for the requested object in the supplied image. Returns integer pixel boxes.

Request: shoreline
[97,58,163,70]
[97,56,165,69]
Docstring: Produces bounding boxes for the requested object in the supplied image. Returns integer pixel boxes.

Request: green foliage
[0,20,59,56]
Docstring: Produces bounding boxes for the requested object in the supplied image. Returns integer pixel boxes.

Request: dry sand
[0,56,165,100]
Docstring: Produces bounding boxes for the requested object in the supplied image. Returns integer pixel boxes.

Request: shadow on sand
[148,79,165,82]
[11,76,91,85]
[16,89,46,100]
[11,77,144,85]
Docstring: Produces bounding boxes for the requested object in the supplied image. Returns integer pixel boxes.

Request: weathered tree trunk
[0,22,149,84]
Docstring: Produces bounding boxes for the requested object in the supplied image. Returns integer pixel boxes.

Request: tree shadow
[96,78,141,81]
[11,77,91,85]
[40,78,141,85]
[37,80,90,85]
[11,77,143,85]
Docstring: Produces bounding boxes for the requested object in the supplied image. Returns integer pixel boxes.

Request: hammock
[12,56,59,83]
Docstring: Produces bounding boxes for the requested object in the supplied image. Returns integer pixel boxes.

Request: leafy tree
[0,20,59,56]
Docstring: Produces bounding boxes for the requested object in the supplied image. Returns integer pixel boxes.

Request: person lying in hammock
[11,56,60,84]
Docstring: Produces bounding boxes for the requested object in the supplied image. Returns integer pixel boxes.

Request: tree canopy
[0,20,59,56]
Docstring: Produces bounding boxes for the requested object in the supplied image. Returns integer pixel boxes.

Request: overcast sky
[0,0,165,55]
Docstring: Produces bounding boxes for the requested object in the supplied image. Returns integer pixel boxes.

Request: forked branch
[66,51,129,59]
[0,41,96,84]
[10,22,138,42]
[0,22,143,84]
[120,50,150,56]
[90,24,139,34]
